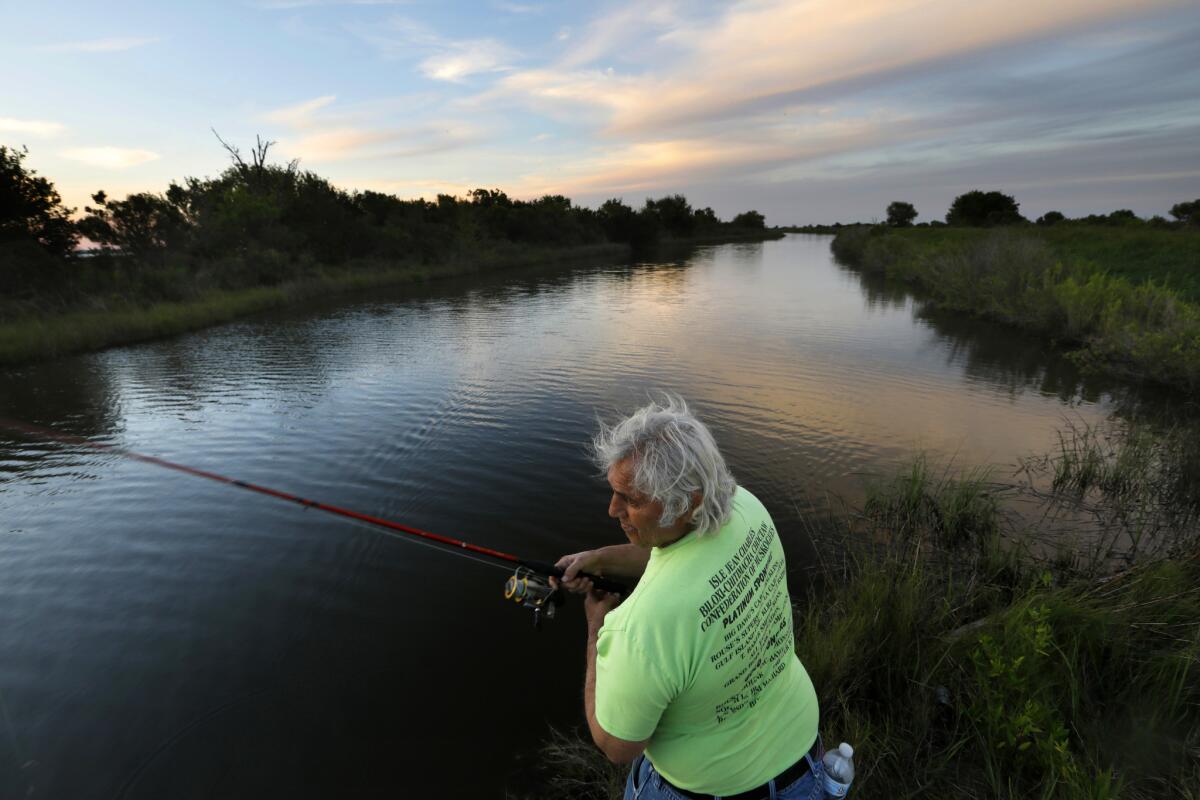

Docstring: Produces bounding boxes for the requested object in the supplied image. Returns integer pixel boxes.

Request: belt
[667,740,819,800]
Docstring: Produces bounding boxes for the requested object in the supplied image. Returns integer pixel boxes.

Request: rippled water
[0,235,1136,798]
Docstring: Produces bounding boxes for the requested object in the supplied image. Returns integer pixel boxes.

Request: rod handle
[522,560,628,595]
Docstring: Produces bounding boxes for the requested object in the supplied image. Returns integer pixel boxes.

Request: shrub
[946,190,1023,227]
[886,201,918,227]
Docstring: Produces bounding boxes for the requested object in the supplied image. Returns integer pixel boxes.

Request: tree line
[882,191,1200,228]
[0,140,768,309]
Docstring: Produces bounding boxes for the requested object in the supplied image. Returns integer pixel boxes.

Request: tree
[644,194,695,237]
[78,190,191,256]
[886,201,917,227]
[468,188,512,208]
[946,190,1023,227]
[693,206,719,231]
[0,145,78,257]
[598,198,659,246]
[732,210,765,229]
[1036,211,1065,226]
[212,130,297,193]
[1170,198,1200,227]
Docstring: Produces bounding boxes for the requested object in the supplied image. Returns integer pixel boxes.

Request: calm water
[0,235,1137,798]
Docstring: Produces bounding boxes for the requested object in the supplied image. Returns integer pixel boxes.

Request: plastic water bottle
[821,742,854,798]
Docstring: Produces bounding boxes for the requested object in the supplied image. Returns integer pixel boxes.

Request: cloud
[262,94,477,162]
[350,16,517,81]
[262,95,338,128]
[556,0,681,70]
[59,147,160,169]
[38,37,159,53]
[495,0,1189,134]
[510,116,900,199]
[282,125,476,161]
[419,41,515,82]
[0,117,66,137]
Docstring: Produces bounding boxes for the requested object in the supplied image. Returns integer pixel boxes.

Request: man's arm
[584,592,648,764]
[557,544,651,589]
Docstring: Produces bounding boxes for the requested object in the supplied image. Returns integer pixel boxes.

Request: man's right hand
[552,550,604,594]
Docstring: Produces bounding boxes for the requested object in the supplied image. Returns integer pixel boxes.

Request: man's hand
[584,588,622,632]
[552,549,605,595]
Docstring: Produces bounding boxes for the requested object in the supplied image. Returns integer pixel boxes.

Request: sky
[2,0,1198,224]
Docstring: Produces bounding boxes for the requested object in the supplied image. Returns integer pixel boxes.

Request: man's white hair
[592,394,736,535]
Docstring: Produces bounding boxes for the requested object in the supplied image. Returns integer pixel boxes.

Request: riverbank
[0,232,782,366]
[520,418,1200,799]
[830,225,1200,393]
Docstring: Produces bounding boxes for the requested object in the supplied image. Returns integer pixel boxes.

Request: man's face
[606,457,689,548]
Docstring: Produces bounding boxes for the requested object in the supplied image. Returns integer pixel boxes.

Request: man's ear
[689,491,703,518]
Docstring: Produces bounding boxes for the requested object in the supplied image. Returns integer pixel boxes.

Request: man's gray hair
[592,394,737,535]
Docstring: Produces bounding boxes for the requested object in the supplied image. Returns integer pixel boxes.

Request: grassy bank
[0,231,784,366]
[830,225,1200,393]
[0,242,625,365]
[518,421,1200,800]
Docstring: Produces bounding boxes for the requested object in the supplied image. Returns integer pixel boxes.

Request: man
[555,395,823,800]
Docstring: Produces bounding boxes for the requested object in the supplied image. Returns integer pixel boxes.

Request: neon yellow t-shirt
[594,487,819,795]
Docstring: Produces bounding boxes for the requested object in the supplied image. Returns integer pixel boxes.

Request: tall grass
[1018,418,1200,569]
[0,243,626,365]
[831,225,1200,394]
[523,429,1200,799]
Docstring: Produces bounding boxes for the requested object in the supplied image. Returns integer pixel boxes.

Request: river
[0,234,1142,798]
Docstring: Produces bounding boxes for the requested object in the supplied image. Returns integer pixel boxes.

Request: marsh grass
[508,727,628,800]
[526,431,1200,799]
[0,243,626,365]
[801,450,1200,799]
[1018,418,1200,570]
[862,455,1002,550]
[830,226,1200,393]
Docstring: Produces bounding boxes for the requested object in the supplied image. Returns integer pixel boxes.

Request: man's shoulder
[728,485,769,522]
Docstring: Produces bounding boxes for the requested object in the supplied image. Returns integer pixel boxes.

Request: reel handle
[521,560,628,595]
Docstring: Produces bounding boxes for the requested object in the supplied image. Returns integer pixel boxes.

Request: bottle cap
[839,743,854,758]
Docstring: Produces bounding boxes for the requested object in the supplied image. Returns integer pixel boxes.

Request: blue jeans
[623,746,826,800]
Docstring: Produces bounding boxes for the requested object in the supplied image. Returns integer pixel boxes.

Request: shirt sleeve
[594,626,675,742]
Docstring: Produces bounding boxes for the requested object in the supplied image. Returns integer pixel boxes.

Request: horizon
[2,0,1198,225]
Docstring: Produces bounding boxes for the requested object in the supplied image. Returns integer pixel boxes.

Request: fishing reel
[503,567,563,629]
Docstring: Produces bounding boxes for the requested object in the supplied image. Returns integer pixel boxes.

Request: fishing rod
[0,418,624,627]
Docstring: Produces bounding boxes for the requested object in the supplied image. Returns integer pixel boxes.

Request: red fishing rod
[0,417,623,626]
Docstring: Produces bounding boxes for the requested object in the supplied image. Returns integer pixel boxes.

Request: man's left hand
[584,589,621,632]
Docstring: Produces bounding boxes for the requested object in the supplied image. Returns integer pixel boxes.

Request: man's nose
[608,494,623,518]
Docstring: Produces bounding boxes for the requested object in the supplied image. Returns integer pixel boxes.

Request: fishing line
[336,513,515,574]
[0,417,622,597]
[0,418,521,564]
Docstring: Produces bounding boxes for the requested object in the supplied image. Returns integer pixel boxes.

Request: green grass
[0,242,628,365]
[831,225,1200,394]
[833,226,1200,302]
[522,428,1200,799]
[1039,226,1200,303]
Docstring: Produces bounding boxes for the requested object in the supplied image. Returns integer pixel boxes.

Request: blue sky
[2,0,1198,224]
